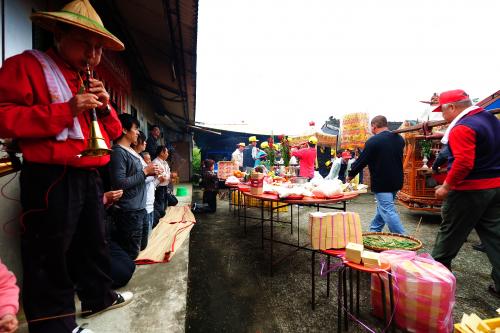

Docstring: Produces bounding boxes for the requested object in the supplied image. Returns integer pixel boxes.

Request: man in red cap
[431,89,500,298]
[0,1,133,332]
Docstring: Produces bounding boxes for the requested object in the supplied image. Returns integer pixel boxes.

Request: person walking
[347,115,406,234]
[430,89,500,297]
[0,1,133,331]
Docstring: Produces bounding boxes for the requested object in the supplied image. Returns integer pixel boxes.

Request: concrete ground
[14,185,499,332]
[185,189,500,333]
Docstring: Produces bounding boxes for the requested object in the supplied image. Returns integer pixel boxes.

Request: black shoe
[488,284,500,298]
[472,243,486,253]
[82,292,133,318]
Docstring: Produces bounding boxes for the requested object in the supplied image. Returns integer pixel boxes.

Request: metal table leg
[261,200,264,249]
[356,270,360,316]
[311,250,316,310]
[349,268,353,315]
[337,266,343,333]
[270,203,274,276]
[379,273,388,329]
[388,272,395,333]
[327,255,331,297]
[244,195,247,235]
[343,267,348,331]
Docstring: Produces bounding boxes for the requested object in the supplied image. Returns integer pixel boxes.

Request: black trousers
[112,208,146,260]
[109,241,136,289]
[203,190,218,213]
[20,162,116,333]
[153,186,168,228]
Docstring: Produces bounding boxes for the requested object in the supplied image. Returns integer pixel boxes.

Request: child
[0,259,19,333]
[141,151,157,239]
[201,159,219,213]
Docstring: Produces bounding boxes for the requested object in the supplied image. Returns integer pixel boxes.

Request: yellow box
[345,242,363,264]
[231,192,288,212]
[454,317,500,333]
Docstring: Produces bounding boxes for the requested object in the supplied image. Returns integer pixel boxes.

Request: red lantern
[309,121,315,126]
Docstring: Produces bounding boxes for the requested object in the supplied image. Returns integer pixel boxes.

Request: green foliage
[279,135,290,167]
[192,146,201,174]
[419,139,432,158]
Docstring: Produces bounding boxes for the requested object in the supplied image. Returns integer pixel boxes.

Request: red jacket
[446,108,500,190]
[291,147,317,178]
[0,49,122,168]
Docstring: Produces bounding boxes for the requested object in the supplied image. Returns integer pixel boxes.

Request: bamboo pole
[392,108,500,134]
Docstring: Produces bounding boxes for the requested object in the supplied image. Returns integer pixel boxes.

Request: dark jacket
[201,170,219,192]
[110,144,147,211]
[146,136,159,159]
[349,131,405,193]
[432,144,450,172]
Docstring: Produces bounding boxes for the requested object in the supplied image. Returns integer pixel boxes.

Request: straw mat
[135,206,196,265]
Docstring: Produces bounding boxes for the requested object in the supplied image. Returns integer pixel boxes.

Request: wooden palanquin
[397,133,444,213]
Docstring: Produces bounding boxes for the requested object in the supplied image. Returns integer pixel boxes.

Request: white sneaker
[73,325,94,333]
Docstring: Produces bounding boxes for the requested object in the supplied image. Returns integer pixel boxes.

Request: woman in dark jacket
[201,159,219,213]
[110,114,157,259]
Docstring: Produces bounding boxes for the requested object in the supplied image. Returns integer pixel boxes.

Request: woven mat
[135,205,196,265]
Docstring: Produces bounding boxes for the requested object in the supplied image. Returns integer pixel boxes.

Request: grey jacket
[110,144,147,211]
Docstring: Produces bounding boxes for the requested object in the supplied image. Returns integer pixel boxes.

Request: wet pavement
[185,189,500,333]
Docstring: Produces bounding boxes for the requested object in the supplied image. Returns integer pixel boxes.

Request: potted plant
[419,139,432,168]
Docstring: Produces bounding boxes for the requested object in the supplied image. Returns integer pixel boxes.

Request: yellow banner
[340,113,371,149]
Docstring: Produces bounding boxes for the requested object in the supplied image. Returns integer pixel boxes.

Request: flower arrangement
[264,136,276,166]
[419,139,432,158]
[277,134,290,166]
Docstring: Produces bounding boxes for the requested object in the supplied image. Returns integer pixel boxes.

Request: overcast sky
[196,0,500,134]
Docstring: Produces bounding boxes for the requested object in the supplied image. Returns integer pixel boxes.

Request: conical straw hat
[30,0,124,51]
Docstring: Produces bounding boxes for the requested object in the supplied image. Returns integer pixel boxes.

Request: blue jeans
[370,192,405,234]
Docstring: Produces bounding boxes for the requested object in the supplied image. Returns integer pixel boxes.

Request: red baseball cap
[432,89,470,112]
[341,151,351,159]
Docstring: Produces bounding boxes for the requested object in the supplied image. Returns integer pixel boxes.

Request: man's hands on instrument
[69,93,102,116]
[88,78,110,110]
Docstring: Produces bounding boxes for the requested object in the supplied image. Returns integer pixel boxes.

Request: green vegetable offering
[363,236,418,249]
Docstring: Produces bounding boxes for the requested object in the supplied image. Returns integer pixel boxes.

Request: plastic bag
[225,176,240,185]
[310,171,324,187]
[371,252,456,333]
[315,179,342,198]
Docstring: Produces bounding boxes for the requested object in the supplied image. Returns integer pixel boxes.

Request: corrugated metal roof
[97,0,198,131]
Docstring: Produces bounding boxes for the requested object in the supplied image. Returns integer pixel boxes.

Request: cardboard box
[362,251,380,268]
[250,172,264,195]
[345,242,363,264]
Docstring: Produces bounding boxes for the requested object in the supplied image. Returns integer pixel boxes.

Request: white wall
[129,89,163,135]
[4,0,33,60]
